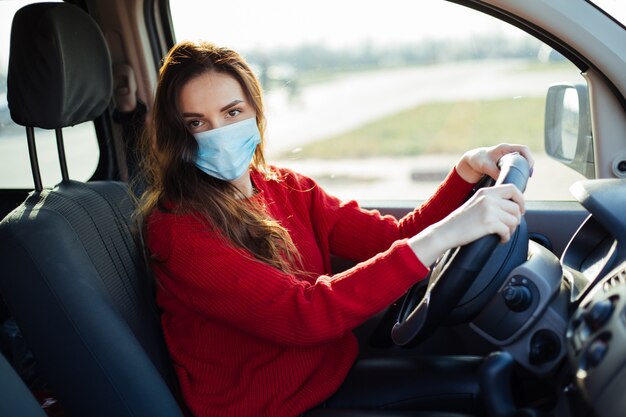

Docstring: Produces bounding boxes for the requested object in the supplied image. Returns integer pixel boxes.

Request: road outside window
[171,0,586,201]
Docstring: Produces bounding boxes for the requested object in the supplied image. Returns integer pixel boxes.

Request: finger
[509,145,534,167]
[475,184,525,215]
[484,193,522,223]
[502,210,522,242]
[482,145,515,179]
[476,183,518,198]
[483,160,501,180]
[518,148,535,177]
[481,209,514,243]
[485,183,524,203]
[502,185,525,215]
[497,143,535,175]
[493,220,513,243]
[517,147,534,168]
[495,198,523,221]
[490,204,521,243]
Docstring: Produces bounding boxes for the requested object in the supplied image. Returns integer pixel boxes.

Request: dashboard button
[583,299,614,331]
[503,284,533,312]
[586,339,608,368]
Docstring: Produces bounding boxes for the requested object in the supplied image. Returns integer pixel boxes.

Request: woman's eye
[227,109,242,118]
[188,120,204,129]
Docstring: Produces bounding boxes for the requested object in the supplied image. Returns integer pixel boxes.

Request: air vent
[603,270,626,293]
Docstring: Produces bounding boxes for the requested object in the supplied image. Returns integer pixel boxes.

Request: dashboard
[563,179,626,417]
[468,179,626,417]
[567,261,626,417]
[561,214,618,302]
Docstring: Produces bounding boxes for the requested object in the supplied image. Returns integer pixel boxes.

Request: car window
[0,0,100,189]
[169,0,587,201]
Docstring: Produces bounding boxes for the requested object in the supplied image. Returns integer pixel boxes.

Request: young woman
[137,40,533,417]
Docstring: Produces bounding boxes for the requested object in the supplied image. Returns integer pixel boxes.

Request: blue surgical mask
[192,118,261,181]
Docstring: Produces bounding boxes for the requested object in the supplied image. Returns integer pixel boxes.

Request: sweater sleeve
[149,214,428,347]
[306,167,475,262]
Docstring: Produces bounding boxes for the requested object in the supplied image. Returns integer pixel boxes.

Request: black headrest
[7,3,112,129]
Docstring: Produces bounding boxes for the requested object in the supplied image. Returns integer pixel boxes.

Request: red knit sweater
[147,166,474,417]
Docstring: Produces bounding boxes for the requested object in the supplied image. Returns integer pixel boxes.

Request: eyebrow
[181,112,203,118]
[181,99,244,118]
[220,99,244,112]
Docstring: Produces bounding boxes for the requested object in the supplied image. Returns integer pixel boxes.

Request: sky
[3,0,591,74]
[0,0,528,72]
[169,0,525,52]
[2,0,625,60]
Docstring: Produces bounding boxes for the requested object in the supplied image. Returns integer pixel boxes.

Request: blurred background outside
[170,0,586,201]
[0,0,586,200]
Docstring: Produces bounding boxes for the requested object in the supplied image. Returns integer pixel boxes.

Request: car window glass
[0,0,100,189]
[170,0,587,201]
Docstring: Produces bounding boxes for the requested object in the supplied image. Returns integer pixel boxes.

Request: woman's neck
[230,169,254,198]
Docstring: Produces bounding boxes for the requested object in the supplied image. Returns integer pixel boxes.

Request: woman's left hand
[455,143,535,184]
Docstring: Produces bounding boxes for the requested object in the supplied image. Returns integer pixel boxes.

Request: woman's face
[178,71,256,133]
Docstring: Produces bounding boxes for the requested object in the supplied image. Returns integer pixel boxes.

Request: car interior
[0,3,488,417]
[0,1,625,417]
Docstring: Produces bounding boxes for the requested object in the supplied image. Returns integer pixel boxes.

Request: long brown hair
[136,40,301,273]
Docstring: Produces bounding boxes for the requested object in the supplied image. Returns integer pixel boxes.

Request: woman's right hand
[408,183,525,267]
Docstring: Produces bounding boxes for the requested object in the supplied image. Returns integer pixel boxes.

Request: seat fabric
[0,352,47,417]
[0,181,183,417]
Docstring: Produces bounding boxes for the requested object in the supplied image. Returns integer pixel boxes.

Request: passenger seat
[0,352,48,417]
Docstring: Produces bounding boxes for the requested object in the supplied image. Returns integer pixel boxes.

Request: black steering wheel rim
[391,153,530,347]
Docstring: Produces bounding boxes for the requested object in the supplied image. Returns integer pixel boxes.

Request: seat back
[0,352,47,417]
[0,4,183,417]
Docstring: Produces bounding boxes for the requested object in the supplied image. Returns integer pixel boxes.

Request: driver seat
[0,3,478,417]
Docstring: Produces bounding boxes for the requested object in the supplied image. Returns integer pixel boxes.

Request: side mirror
[544,83,594,178]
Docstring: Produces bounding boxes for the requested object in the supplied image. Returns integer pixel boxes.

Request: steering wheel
[391,153,531,347]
